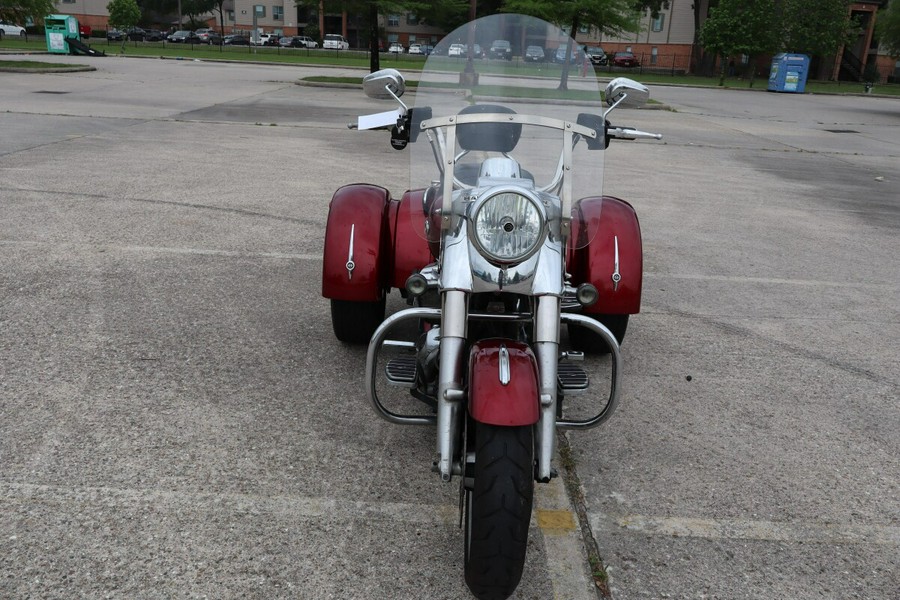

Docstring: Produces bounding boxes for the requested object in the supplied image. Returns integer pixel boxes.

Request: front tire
[330,297,385,344]
[464,423,534,600]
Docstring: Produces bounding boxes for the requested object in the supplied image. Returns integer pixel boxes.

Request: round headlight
[471,190,545,264]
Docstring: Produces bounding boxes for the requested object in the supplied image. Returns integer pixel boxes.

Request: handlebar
[607,126,662,141]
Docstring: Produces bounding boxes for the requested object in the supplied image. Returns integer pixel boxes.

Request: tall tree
[502,0,645,89]
[295,0,466,71]
[778,0,856,56]
[0,0,55,25]
[107,0,141,51]
[181,0,215,28]
[699,0,779,86]
[876,0,900,56]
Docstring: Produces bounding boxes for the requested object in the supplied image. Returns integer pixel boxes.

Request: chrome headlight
[471,189,546,264]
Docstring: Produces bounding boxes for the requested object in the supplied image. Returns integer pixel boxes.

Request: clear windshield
[409,14,606,249]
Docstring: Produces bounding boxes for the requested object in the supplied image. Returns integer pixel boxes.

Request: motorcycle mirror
[604,77,650,108]
[363,69,406,100]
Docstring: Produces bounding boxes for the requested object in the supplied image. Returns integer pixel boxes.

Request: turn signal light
[406,273,429,297]
[576,283,598,307]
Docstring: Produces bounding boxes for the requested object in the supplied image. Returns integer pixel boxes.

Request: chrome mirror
[363,69,406,100]
[604,77,650,108]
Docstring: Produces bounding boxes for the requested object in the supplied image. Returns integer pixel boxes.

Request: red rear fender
[388,190,433,290]
[322,184,391,302]
[468,340,540,427]
[568,196,643,315]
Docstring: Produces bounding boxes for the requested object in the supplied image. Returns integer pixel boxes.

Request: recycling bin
[44,14,79,54]
[768,53,810,93]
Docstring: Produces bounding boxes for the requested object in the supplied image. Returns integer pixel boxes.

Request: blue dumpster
[768,53,810,93]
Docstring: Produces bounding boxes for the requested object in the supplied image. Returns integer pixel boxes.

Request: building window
[650,46,658,65]
[408,35,416,44]
[273,6,283,20]
[387,33,398,43]
[61,0,75,4]
[255,5,266,17]
[579,24,588,34]
[651,14,665,32]
[227,10,234,21]
[407,14,418,26]
[388,15,400,27]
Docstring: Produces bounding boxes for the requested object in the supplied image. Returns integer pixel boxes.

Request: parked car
[524,45,544,63]
[489,39,512,60]
[107,29,125,41]
[0,21,26,38]
[586,46,607,65]
[79,24,92,39]
[125,27,146,41]
[448,43,465,57]
[323,33,349,50]
[612,51,640,67]
[278,36,311,48]
[389,42,404,53]
[223,34,250,46]
[292,35,318,48]
[144,29,165,42]
[554,45,582,64]
[421,45,434,55]
[167,30,200,43]
[195,28,221,45]
[408,43,423,55]
[256,33,281,46]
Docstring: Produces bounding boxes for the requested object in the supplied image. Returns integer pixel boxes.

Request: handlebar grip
[608,126,662,141]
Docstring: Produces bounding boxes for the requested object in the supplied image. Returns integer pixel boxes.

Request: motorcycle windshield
[409,14,605,250]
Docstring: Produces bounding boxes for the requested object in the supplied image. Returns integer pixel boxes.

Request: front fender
[468,340,540,427]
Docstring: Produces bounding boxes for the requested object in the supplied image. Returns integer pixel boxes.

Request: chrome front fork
[533,295,560,483]
[436,290,467,482]
[434,291,560,484]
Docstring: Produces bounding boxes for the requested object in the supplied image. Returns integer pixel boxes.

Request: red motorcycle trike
[322,14,660,599]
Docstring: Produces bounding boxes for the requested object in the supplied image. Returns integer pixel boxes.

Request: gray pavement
[1,54,898,599]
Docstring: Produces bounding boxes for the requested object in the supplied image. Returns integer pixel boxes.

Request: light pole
[459,0,478,86]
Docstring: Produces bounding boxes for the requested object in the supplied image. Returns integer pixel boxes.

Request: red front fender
[468,340,540,427]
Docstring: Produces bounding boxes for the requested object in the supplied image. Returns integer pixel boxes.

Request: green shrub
[93,29,107,38]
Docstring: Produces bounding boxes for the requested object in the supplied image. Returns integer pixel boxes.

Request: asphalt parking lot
[1,55,898,599]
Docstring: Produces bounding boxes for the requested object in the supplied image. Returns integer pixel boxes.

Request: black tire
[464,423,534,600]
[330,297,385,344]
[567,314,628,355]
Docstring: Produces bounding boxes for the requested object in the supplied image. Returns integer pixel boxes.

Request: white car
[388,42,404,54]
[323,34,349,50]
[0,21,27,38]
[256,33,279,46]
[448,43,466,57]
[408,43,422,55]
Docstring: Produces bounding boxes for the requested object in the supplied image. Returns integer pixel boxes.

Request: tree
[181,0,215,28]
[0,0,56,26]
[876,0,900,56]
[295,0,467,72]
[699,0,779,86]
[107,0,141,51]
[502,0,644,89]
[779,0,856,57]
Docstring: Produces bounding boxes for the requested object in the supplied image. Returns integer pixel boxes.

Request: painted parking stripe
[592,512,900,546]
